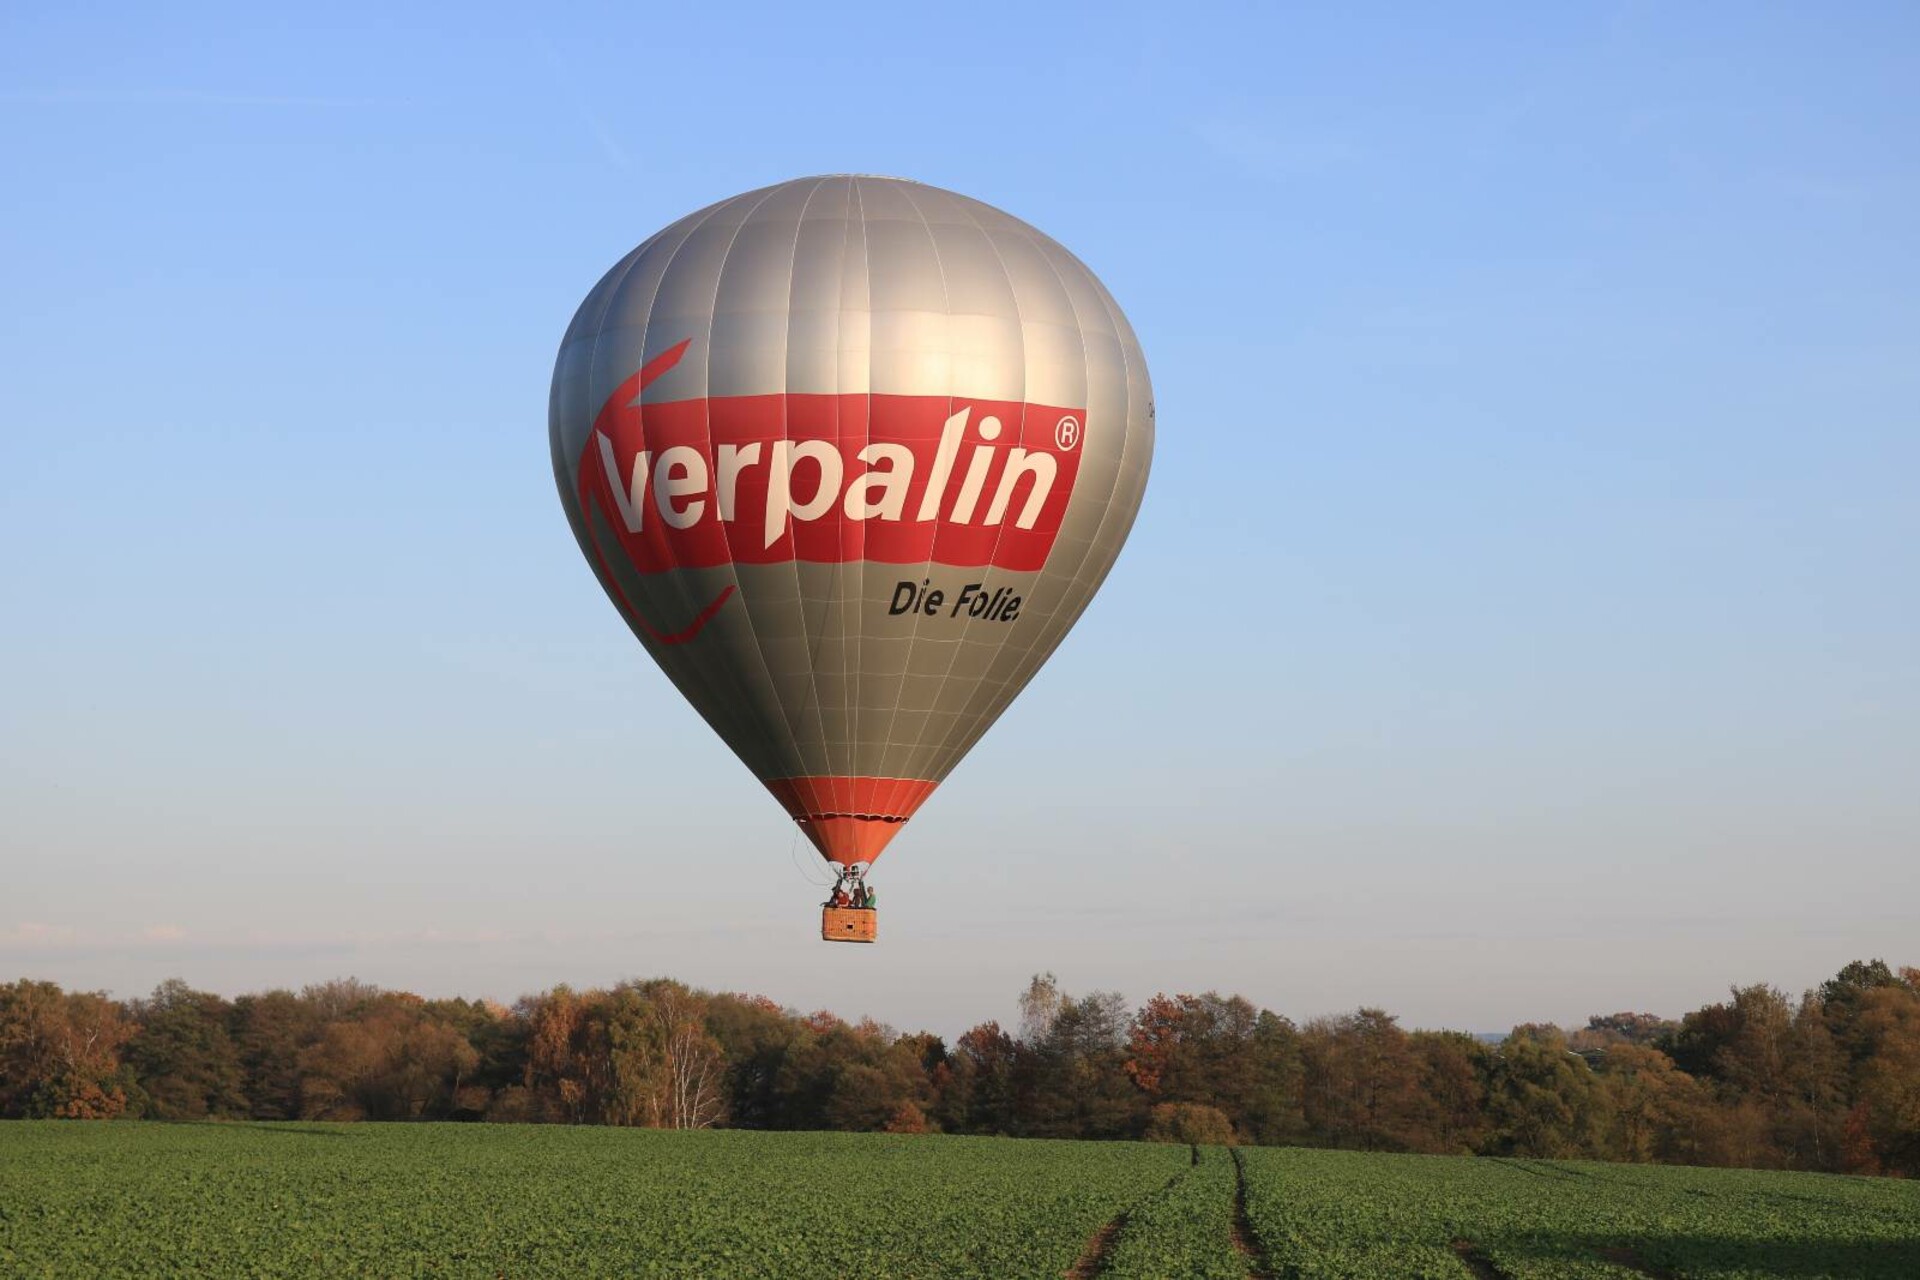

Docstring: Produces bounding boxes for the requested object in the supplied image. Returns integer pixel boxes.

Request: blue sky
[3,2,1916,1037]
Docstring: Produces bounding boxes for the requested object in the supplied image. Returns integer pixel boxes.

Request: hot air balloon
[549,176,1152,941]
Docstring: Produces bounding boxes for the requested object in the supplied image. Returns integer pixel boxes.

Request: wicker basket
[821,906,878,943]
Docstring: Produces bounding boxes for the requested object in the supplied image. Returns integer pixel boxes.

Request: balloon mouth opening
[766,777,939,867]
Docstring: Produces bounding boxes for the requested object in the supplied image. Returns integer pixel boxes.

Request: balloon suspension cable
[788,822,835,888]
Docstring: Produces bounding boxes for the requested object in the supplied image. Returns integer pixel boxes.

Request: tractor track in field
[1229,1147,1278,1279]
[1064,1160,1193,1279]
[1596,1245,1680,1279]
[1450,1239,1512,1280]
[1063,1212,1128,1279]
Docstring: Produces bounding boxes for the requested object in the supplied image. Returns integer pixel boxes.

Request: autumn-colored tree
[429,997,523,1117]
[1143,1102,1236,1145]
[0,980,137,1119]
[0,980,72,1117]
[1595,1043,1703,1163]
[519,985,590,1123]
[1124,992,1302,1145]
[3,961,1917,1180]
[298,995,478,1121]
[1655,981,1861,1170]
[1845,981,1920,1176]
[1299,1009,1426,1152]
[1404,1030,1491,1155]
[1775,992,1848,1170]
[1124,994,1185,1097]
[1569,1012,1676,1064]
[300,977,382,1022]
[1715,985,1797,1103]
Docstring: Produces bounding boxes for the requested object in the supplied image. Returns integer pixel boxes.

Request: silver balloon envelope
[550,175,1152,867]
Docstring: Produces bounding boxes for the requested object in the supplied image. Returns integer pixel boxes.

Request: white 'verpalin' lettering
[596,432,649,533]
[601,407,1062,543]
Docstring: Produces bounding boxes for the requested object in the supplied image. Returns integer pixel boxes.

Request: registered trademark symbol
[1055,415,1081,451]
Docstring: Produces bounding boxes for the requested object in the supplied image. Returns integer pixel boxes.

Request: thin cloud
[1190,109,1364,179]
[1,921,76,948]
[1,89,405,108]
[0,923,532,955]
[540,38,631,170]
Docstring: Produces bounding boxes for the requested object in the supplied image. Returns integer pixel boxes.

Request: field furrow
[1100,1144,1246,1279]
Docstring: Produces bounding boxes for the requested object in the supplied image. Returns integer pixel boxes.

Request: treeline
[2,960,1916,1176]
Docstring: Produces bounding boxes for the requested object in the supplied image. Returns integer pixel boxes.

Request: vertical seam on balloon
[919,198,1045,784]
[869,180,955,832]
[954,234,1129,783]
[627,193,766,764]
[778,177,844,802]
[1040,235,1140,739]
[845,176,875,822]
[924,214,1097,784]
[891,186,1031,798]
[1085,271,1151,569]
[583,215,749,744]
[566,240,643,534]
[1054,251,1147,666]
[976,238,1145,788]
[690,182,808,786]
[602,189,772,772]
[832,177,864,819]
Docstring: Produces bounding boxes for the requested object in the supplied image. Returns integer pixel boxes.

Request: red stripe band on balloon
[581,350,1087,574]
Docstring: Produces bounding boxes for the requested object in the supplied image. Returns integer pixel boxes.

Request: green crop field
[1237,1147,1920,1280]
[2,1124,1917,1279]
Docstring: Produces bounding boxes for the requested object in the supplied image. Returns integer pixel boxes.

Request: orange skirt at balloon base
[821,906,877,944]
[766,777,940,868]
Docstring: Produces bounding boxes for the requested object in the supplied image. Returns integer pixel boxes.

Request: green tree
[1238,1011,1307,1146]
[595,980,728,1129]
[1015,980,1139,1139]
[1486,1025,1605,1157]
[126,979,247,1120]
[704,992,802,1129]
[942,1020,1018,1135]
[1821,959,1903,1062]
[229,990,324,1120]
